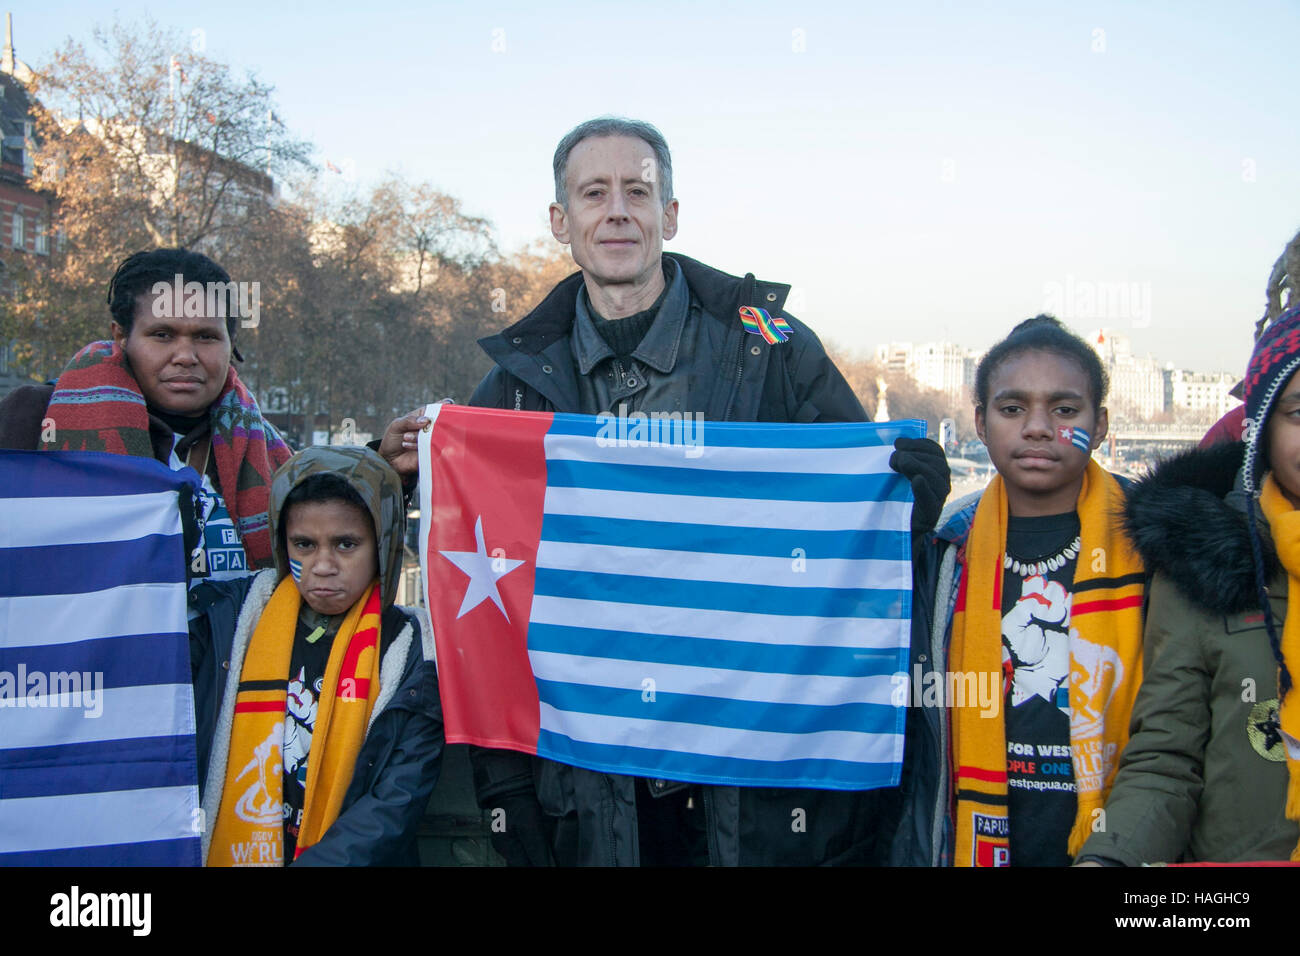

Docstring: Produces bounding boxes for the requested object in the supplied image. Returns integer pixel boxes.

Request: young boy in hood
[1077,305,1300,865]
[189,445,443,866]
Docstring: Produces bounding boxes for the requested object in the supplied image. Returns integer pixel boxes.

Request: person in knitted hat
[1200,227,1300,449]
[1076,303,1300,865]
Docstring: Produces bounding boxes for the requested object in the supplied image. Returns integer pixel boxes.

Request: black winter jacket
[469,253,866,424]
[190,570,444,866]
[466,253,888,866]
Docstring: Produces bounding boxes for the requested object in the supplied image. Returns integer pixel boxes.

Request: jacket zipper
[721,329,746,422]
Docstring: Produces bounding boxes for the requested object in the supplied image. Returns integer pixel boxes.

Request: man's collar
[571,285,614,375]
[571,258,690,375]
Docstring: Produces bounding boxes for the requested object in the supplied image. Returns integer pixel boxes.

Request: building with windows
[874,340,977,403]
[0,14,53,397]
[909,341,971,403]
[873,341,912,375]
[874,326,1241,428]
[0,13,45,256]
[1166,367,1240,421]
[1087,328,1167,421]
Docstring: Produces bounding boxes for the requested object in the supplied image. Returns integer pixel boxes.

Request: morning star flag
[0,450,201,866]
[418,404,924,790]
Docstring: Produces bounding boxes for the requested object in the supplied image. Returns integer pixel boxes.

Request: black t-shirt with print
[1002,511,1080,867]
[282,611,341,862]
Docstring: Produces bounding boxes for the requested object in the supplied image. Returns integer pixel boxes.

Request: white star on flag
[438,515,525,620]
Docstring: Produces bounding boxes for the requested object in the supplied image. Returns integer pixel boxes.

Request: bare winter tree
[824,341,975,441]
[3,17,310,379]
[0,14,581,434]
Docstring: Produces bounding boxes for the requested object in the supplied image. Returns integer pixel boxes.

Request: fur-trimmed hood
[1123,439,1279,614]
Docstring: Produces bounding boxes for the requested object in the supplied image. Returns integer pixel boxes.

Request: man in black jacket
[378,116,949,865]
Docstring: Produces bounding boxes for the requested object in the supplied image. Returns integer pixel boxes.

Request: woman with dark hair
[891,315,1146,866]
[0,248,291,580]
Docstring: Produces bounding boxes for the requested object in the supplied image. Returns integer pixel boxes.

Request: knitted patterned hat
[1241,304,1300,696]
[1243,304,1300,495]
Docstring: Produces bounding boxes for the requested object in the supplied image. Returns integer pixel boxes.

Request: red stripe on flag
[1072,594,1143,616]
[234,701,284,713]
[427,406,550,754]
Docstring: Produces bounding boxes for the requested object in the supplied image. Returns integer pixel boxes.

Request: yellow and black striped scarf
[949,460,1145,865]
[206,577,382,865]
[1256,476,1300,860]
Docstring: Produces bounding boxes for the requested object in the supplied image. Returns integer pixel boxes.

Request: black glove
[889,436,950,543]
[487,793,557,867]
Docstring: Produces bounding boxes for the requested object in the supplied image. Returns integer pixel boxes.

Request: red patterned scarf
[40,340,292,567]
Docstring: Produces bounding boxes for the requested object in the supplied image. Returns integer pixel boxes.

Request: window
[21,121,33,178]
[33,217,47,255]
[10,207,23,249]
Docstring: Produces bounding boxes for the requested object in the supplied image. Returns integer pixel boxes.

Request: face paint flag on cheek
[1057,426,1091,453]
[289,558,303,582]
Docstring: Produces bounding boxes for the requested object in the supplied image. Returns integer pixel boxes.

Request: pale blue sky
[12,1,1300,373]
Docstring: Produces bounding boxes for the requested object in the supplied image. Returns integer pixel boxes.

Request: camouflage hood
[268,445,407,610]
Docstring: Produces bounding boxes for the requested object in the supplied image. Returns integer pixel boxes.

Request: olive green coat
[1077,442,1299,865]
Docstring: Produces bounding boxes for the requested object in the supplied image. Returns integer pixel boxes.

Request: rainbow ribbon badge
[739,306,794,345]
[1056,426,1091,452]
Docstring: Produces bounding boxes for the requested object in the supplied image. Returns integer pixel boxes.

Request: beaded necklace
[1003,536,1081,577]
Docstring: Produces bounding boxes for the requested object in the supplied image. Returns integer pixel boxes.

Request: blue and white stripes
[0,450,202,865]
[528,415,923,790]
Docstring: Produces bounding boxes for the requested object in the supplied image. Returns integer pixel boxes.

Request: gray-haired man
[378,116,949,866]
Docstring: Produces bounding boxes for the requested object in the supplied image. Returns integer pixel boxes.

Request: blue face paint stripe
[288,558,303,582]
